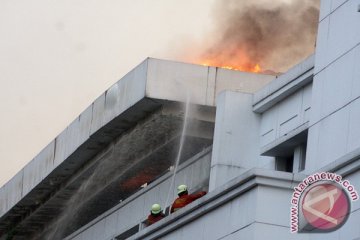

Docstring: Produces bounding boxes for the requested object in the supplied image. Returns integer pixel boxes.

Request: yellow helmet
[151,203,162,214]
[177,184,188,195]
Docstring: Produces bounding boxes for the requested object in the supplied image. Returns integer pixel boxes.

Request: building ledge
[318,146,360,177]
[118,147,360,240]
[261,122,309,156]
[253,55,314,113]
[127,168,306,240]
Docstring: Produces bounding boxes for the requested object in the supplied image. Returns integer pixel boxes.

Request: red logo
[301,183,350,232]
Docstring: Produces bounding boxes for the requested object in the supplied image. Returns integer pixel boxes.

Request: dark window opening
[262,129,308,173]
[275,155,294,173]
[296,144,307,172]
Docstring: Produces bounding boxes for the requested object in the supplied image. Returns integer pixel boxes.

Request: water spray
[163,92,191,212]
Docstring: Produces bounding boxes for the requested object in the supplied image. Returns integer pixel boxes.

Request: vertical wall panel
[347,98,360,152]
[310,70,325,124]
[104,83,121,124]
[316,105,350,169]
[314,16,330,73]
[319,0,332,21]
[65,118,82,160]
[302,84,312,123]
[77,105,93,149]
[104,213,118,239]
[90,94,106,135]
[180,216,205,239]
[256,187,293,227]
[260,107,277,147]
[351,45,360,99]
[22,141,55,197]
[146,59,209,105]
[202,203,231,240]
[327,0,360,68]
[206,67,217,106]
[4,170,23,213]
[320,49,354,118]
[0,187,5,216]
[228,190,256,234]
[277,91,302,137]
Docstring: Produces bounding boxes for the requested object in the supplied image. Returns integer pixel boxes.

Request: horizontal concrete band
[253,55,314,113]
[130,152,360,240]
[128,168,305,240]
[261,122,309,156]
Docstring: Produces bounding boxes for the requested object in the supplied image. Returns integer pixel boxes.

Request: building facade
[1,0,360,239]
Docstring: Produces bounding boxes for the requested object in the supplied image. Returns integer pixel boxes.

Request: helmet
[177,184,188,195]
[151,203,162,214]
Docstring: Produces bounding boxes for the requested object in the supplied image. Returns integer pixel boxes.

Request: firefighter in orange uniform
[147,204,165,226]
[170,184,207,213]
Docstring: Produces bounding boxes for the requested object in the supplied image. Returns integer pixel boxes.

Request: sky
[0,0,217,186]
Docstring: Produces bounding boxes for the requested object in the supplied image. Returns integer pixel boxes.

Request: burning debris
[185,0,320,73]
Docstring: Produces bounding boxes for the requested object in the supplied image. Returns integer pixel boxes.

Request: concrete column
[209,91,262,191]
[292,144,306,173]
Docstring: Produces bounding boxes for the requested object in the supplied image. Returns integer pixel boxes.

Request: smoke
[182,0,320,73]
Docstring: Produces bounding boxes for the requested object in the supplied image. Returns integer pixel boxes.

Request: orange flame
[200,60,261,73]
[195,48,262,73]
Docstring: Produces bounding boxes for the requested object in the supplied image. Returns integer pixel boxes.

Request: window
[275,155,294,173]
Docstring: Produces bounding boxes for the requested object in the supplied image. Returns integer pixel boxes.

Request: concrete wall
[306,0,360,173]
[146,58,274,106]
[253,55,314,114]
[159,185,303,240]
[209,91,274,191]
[259,84,312,149]
[209,84,312,190]
[64,149,211,240]
[127,167,360,240]
[128,169,313,240]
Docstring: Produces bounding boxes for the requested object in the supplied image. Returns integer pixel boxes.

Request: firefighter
[170,184,207,213]
[147,203,165,226]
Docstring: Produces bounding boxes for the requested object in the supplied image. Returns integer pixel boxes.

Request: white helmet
[177,184,188,195]
[151,203,162,214]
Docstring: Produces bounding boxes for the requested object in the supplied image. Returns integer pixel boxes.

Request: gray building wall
[129,166,359,240]
[65,1,360,239]
[260,84,312,149]
[306,0,360,173]
[66,1,360,239]
[131,1,360,239]
[209,91,275,191]
[2,1,360,239]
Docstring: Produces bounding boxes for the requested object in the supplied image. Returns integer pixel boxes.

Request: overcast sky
[0,0,217,186]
